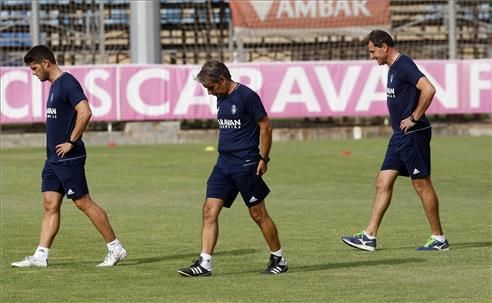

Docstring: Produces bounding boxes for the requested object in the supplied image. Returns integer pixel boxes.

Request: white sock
[431,235,446,242]
[107,239,122,252]
[271,249,286,265]
[363,231,376,239]
[34,246,49,260]
[271,248,283,258]
[199,252,212,270]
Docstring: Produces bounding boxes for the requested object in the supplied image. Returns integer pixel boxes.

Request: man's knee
[43,192,63,212]
[73,194,95,212]
[202,199,222,223]
[249,202,268,224]
[412,177,433,193]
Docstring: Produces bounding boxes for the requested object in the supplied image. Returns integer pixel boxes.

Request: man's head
[366,30,395,66]
[196,60,232,96]
[24,45,57,82]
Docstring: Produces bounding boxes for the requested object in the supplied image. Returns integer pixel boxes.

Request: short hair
[196,60,232,84]
[366,30,395,48]
[24,45,57,65]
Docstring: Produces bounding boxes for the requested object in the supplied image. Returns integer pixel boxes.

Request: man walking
[178,60,288,276]
[341,30,449,251]
[11,45,127,267]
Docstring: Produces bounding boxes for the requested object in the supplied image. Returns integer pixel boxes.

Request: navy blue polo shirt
[45,72,87,163]
[216,84,267,167]
[387,55,431,134]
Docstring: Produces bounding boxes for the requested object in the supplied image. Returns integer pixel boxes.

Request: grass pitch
[1,136,491,302]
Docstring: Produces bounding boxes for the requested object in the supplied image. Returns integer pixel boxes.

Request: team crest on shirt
[231,104,237,115]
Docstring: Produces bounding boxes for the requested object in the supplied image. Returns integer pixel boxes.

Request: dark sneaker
[417,237,450,251]
[177,258,212,277]
[263,254,288,275]
[341,232,377,251]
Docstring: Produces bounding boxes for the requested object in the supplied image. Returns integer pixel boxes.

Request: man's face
[368,41,388,66]
[29,59,50,82]
[202,78,228,97]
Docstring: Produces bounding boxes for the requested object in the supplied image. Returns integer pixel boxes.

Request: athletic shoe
[263,254,288,275]
[11,256,48,268]
[177,257,212,277]
[417,237,450,251]
[341,232,377,251]
[97,247,127,267]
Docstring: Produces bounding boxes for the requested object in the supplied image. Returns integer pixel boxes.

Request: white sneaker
[11,256,48,268]
[96,247,127,267]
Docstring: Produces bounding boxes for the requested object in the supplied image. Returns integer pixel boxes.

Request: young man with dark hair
[178,60,288,276]
[341,30,449,251]
[11,45,127,267]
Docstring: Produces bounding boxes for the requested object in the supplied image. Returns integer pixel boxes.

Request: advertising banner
[1,60,491,124]
[229,0,390,35]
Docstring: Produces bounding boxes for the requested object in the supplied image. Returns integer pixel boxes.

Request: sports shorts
[206,162,270,208]
[381,127,432,179]
[41,156,89,200]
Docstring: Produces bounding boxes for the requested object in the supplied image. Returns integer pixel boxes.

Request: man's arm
[257,115,273,176]
[400,76,436,133]
[55,100,92,158]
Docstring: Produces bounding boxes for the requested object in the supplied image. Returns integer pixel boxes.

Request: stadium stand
[0,0,490,66]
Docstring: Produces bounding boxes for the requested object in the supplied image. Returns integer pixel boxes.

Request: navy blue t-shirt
[45,72,87,163]
[387,55,430,134]
[216,84,267,167]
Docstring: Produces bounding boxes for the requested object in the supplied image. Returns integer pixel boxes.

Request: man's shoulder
[59,72,81,85]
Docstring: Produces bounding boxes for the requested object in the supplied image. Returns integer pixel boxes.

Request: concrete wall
[1,122,491,149]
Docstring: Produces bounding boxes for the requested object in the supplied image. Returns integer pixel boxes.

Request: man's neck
[227,81,239,95]
[49,67,64,83]
[387,51,401,67]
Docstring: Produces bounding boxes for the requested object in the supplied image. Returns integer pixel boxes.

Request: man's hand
[257,160,268,176]
[400,116,416,134]
[55,142,74,158]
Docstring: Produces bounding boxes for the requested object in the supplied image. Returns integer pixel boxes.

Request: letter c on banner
[1,71,29,119]
[126,68,170,116]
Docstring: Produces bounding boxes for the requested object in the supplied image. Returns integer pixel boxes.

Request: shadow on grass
[447,241,492,250]
[218,257,425,276]
[381,241,492,251]
[109,248,259,266]
[292,257,425,273]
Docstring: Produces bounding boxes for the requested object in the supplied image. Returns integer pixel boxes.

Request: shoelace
[424,237,437,247]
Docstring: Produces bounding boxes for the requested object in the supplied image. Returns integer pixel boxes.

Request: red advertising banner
[230,0,390,30]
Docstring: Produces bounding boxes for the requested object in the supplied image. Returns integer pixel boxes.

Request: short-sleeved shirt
[216,84,267,167]
[387,55,431,134]
[46,72,87,163]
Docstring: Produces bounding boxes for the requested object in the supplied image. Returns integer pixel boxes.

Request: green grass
[1,136,491,302]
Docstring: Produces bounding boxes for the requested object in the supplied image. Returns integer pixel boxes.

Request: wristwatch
[67,140,76,145]
[260,156,270,163]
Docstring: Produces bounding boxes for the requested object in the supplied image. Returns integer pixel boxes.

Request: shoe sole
[177,270,211,277]
[416,247,450,251]
[342,238,376,252]
[263,267,288,275]
[11,263,47,268]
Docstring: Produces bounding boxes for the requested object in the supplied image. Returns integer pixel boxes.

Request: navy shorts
[41,157,89,200]
[381,128,432,179]
[206,162,270,208]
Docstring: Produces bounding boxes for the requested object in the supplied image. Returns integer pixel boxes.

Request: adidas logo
[413,168,420,175]
[249,196,258,203]
[67,189,75,195]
